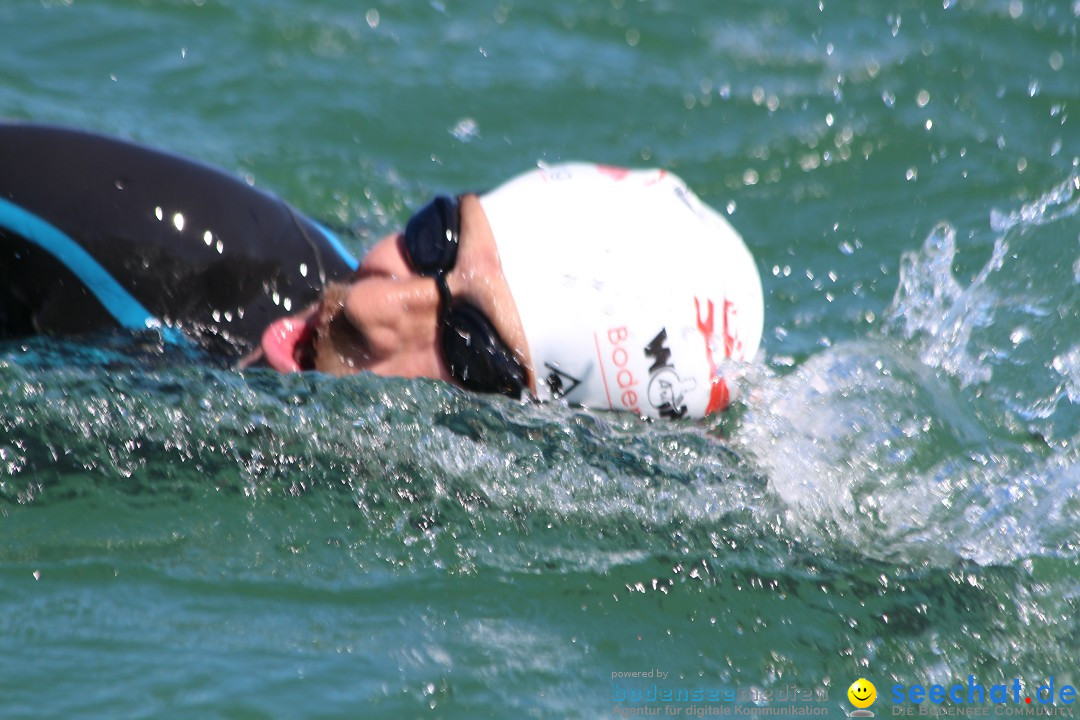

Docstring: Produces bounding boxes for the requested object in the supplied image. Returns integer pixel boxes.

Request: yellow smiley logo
[847,678,877,709]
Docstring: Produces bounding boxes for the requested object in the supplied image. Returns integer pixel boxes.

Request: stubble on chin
[310,282,371,376]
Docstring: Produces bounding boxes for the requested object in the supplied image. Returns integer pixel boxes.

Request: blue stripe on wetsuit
[0,196,186,344]
[311,220,359,271]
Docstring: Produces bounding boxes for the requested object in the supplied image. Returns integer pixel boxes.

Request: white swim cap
[479,163,764,418]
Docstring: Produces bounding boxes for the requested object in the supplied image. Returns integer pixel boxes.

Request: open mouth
[259,283,355,374]
[260,311,319,372]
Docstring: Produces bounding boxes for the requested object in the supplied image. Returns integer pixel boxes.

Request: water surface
[1,1,1078,718]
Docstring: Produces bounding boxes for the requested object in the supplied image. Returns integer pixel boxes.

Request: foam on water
[734,170,1080,568]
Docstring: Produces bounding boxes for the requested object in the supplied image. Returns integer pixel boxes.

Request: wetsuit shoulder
[0,123,357,354]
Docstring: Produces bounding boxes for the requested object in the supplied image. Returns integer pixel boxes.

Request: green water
[1,1,1078,718]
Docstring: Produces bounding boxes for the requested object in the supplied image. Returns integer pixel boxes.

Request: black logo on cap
[644,329,695,419]
[545,363,583,399]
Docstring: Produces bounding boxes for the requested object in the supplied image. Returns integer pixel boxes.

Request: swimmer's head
[479,163,764,418]
[260,163,764,420]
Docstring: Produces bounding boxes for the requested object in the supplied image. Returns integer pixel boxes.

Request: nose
[341,232,440,365]
[341,275,440,358]
[312,267,452,380]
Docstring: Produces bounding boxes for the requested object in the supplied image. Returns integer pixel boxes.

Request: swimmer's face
[256,194,535,391]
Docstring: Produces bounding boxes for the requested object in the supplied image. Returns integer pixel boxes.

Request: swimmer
[0,122,764,418]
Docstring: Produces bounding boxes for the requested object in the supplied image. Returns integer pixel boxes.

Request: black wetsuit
[0,123,357,356]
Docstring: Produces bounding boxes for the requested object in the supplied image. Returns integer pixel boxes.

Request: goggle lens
[402,196,527,397]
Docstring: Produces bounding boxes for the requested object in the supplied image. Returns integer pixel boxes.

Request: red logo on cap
[595,164,631,181]
[694,296,743,415]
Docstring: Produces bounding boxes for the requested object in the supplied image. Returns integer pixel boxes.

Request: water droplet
[172,213,185,232]
[888,13,902,36]
[449,118,479,143]
[299,263,308,277]
[905,167,918,181]
[916,89,930,107]
[365,9,380,28]
[154,206,163,221]
[625,28,640,46]
[203,230,213,245]
[1049,51,1064,71]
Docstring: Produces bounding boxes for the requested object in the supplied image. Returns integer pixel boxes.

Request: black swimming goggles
[402,195,528,398]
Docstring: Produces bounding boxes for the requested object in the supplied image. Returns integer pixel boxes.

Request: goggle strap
[434,271,454,323]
